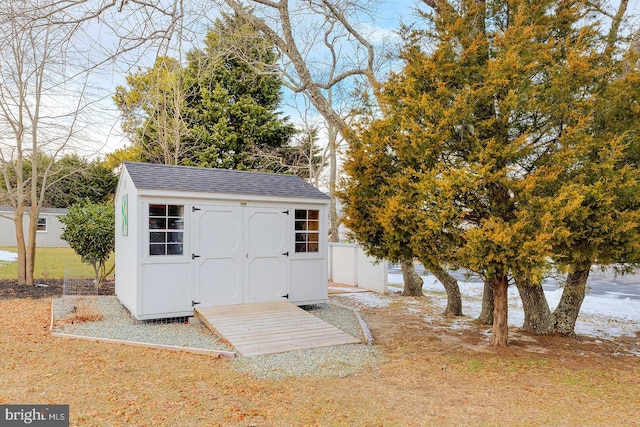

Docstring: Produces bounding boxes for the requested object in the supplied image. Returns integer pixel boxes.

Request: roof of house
[123,162,330,200]
[0,206,67,215]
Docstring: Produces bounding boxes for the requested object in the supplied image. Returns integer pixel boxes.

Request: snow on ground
[0,250,18,263]
[382,271,640,340]
[333,291,391,309]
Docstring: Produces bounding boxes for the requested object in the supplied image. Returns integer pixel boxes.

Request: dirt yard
[0,281,639,426]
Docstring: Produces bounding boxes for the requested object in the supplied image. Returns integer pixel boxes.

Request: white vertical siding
[115,170,140,317]
[0,208,69,247]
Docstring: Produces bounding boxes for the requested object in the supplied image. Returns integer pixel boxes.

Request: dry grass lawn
[1,293,639,426]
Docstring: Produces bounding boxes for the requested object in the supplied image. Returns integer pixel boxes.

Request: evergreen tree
[114,13,295,170]
[344,0,640,345]
[114,56,189,166]
[44,154,118,208]
[181,13,295,169]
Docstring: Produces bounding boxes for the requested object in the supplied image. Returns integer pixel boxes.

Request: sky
[6,0,637,158]
[330,267,640,352]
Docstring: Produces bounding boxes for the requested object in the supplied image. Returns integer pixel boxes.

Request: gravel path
[51,296,383,378]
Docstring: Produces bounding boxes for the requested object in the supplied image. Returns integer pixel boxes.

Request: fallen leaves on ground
[0,292,639,426]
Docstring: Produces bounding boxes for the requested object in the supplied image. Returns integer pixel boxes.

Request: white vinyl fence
[328,243,387,294]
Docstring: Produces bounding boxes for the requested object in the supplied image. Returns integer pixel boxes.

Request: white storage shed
[115,162,331,320]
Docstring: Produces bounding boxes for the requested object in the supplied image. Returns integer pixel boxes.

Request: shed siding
[115,170,141,316]
[0,209,68,247]
[141,263,192,317]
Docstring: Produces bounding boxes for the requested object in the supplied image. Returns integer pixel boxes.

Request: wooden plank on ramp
[195,301,361,356]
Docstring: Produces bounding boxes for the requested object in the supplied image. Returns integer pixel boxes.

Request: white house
[0,206,69,248]
[115,162,331,320]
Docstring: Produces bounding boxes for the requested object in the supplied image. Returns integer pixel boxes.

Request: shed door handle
[192,254,201,259]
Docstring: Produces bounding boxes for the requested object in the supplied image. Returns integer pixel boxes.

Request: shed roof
[123,162,330,200]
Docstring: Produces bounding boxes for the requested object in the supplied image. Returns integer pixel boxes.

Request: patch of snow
[390,271,640,340]
[0,250,18,262]
[449,320,473,331]
[627,347,640,357]
[334,292,391,308]
[388,274,403,286]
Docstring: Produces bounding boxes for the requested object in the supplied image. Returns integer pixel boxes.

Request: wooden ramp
[195,301,361,356]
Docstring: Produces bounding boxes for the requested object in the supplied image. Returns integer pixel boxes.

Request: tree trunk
[93,262,100,288]
[605,0,629,54]
[476,279,494,324]
[26,205,38,286]
[400,260,424,297]
[515,275,554,335]
[552,264,591,336]
[14,208,27,285]
[425,261,463,316]
[327,124,340,243]
[490,275,510,347]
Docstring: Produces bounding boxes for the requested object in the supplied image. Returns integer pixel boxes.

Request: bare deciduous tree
[213,0,387,245]
[114,57,196,165]
[0,2,107,285]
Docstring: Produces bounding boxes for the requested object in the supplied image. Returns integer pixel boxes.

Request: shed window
[37,217,47,232]
[294,209,319,253]
[149,204,184,256]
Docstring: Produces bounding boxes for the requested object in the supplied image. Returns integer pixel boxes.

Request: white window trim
[37,217,47,233]
[147,203,185,257]
[294,209,320,254]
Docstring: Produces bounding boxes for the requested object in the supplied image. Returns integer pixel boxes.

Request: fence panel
[328,243,387,293]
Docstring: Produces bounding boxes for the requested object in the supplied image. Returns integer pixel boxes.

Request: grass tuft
[58,297,104,325]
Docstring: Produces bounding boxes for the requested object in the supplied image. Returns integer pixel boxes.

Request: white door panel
[193,205,291,306]
[193,207,243,306]
[198,210,242,255]
[245,208,290,303]
[197,258,242,304]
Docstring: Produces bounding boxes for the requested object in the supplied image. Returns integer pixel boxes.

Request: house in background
[0,206,69,248]
[115,162,331,320]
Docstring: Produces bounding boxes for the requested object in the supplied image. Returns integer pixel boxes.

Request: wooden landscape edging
[328,300,374,345]
[351,307,375,345]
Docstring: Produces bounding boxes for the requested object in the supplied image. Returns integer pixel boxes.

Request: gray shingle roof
[0,206,67,214]
[123,162,330,200]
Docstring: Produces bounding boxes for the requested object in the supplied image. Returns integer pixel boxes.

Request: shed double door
[192,205,290,307]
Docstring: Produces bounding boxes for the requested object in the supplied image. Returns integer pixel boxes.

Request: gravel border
[51,296,234,356]
[50,296,384,378]
[231,343,383,379]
